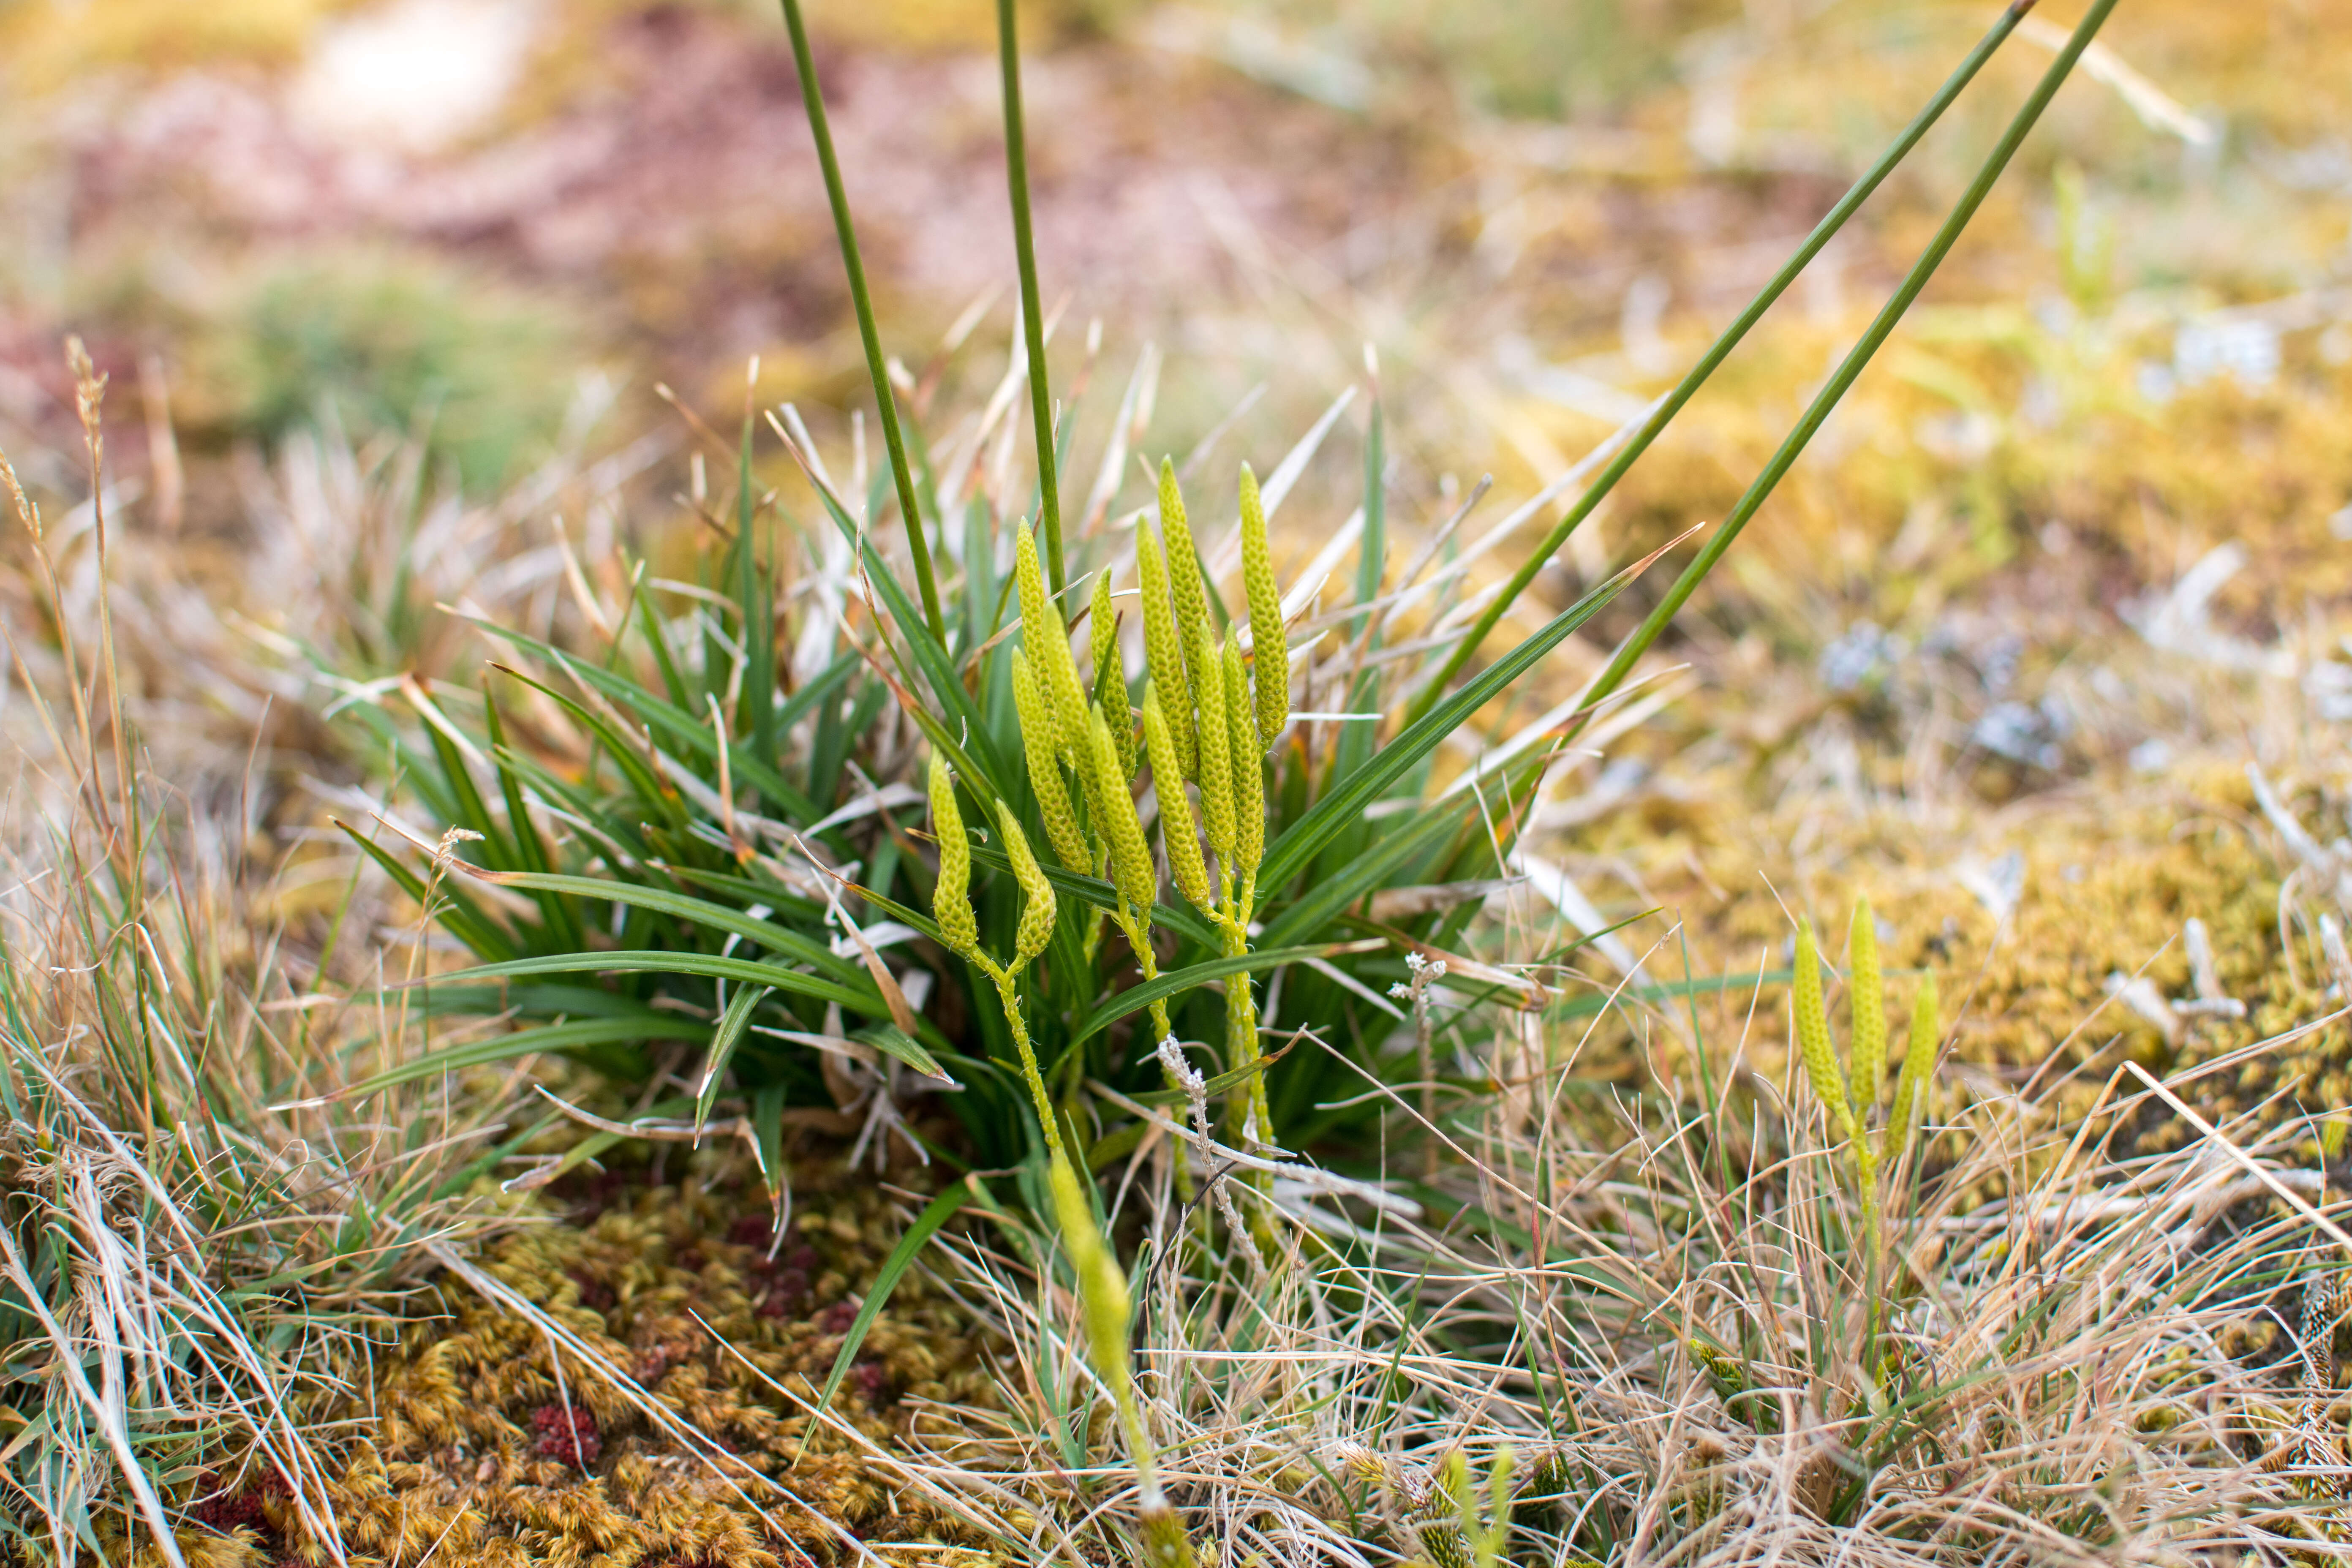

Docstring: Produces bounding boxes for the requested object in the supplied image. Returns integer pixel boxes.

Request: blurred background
[3,0,2349,1100]
[3,0,2343,518]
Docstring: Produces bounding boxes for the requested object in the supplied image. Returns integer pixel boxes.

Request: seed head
[1157,457,1216,684]
[1089,705,1158,914]
[1222,630,1263,879]
[1190,626,1236,864]
[1848,898,1886,1125]
[927,753,977,958]
[1143,683,1213,914]
[1089,571,1138,783]
[1238,463,1288,746]
[1010,648,1092,873]
[1792,918,1856,1144]
[1015,522,1090,757]
[994,800,1058,969]
[1891,972,1941,1155]
[1135,528,1196,780]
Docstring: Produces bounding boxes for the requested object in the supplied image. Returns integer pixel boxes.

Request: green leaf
[791,452,1012,800]
[634,581,695,711]
[697,984,773,1131]
[1260,559,1644,894]
[751,1084,790,1217]
[1549,969,1801,1020]
[1067,944,1340,1048]
[737,417,781,770]
[340,1015,708,1100]
[812,1182,972,1424]
[410,950,931,1040]
[1261,797,1465,951]
[471,870,868,989]
[485,734,651,860]
[482,683,583,950]
[1356,389,1385,634]
[776,0,947,638]
[463,611,840,819]
[490,664,683,828]
[420,704,514,869]
[852,1022,950,1083]
[335,820,520,964]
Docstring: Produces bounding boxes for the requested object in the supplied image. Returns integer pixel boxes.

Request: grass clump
[182,252,591,493]
[0,357,520,1568]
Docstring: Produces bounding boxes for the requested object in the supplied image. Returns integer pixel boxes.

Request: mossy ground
[177,1174,1007,1568]
[1626,761,2346,1136]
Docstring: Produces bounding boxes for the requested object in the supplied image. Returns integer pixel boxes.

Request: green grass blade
[853,1023,948,1082]
[1067,943,1342,1048]
[484,739,650,861]
[1355,385,1384,638]
[696,984,773,1132]
[1548,968,1801,1020]
[1261,801,1464,950]
[489,664,683,828]
[420,711,514,870]
[340,1016,708,1100]
[634,583,694,711]
[460,870,868,987]
[994,0,1065,594]
[774,0,946,640]
[737,418,781,769]
[1258,554,1645,894]
[459,611,837,819]
[795,462,1014,797]
[1567,0,2119,730]
[481,684,585,950]
[333,821,520,963]
[411,950,945,1052]
[751,1085,789,1213]
[395,981,697,1021]
[1403,0,2036,726]
[634,861,828,928]
[811,1182,972,1426]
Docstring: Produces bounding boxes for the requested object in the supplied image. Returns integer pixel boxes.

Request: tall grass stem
[777,0,947,641]
[996,0,1067,595]
[1405,0,2037,725]
[1565,0,2119,731]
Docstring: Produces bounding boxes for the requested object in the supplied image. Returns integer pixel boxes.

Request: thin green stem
[979,956,1066,1163]
[776,0,947,642]
[1404,0,2034,727]
[996,0,1067,596]
[1564,0,2119,730]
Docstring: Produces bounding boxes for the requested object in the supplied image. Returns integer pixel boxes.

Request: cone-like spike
[1143,683,1213,915]
[1238,462,1288,747]
[927,753,977,957]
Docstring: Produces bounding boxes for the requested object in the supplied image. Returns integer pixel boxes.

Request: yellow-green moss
[204,1176,1007,1568]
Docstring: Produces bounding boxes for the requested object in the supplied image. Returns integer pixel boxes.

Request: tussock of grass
[0,355,540,1568]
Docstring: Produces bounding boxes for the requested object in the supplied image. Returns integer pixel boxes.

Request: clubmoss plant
[1791,898,1944,1320]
